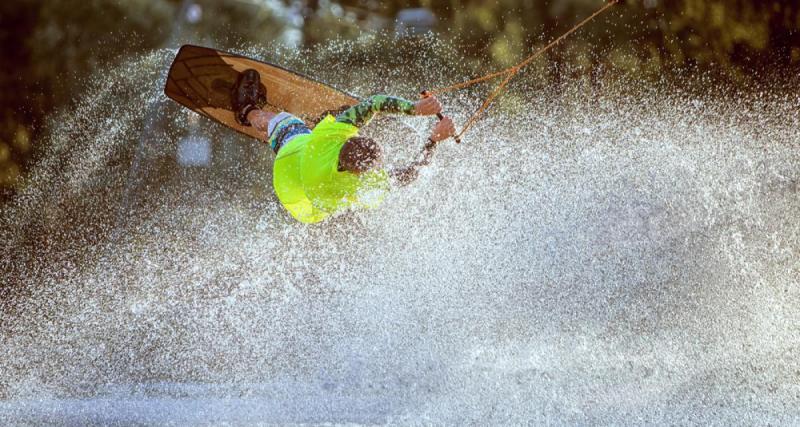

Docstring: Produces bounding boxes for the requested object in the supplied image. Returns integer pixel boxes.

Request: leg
[263,112,311,153]
[247,109,276,133]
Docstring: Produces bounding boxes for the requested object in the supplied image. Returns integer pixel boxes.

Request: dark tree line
[1,0,798,196]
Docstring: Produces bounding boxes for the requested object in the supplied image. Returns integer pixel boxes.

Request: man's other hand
[430,116,456,142]
[415,96,443,116]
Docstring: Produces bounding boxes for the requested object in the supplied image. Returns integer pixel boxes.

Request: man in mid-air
[232,69,456,223]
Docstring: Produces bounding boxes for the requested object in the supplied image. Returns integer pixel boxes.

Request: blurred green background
[0,0,798,196]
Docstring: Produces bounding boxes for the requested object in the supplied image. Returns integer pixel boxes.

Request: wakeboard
[164,44,359,142]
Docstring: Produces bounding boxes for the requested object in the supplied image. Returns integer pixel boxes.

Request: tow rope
[422,0,620,143]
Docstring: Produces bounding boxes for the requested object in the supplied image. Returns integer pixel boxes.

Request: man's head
[338,136,383,174]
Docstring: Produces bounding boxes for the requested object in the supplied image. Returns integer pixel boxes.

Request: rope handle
[420,90,462,144]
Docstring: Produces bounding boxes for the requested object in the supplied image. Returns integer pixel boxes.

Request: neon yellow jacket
[272,115,389,223]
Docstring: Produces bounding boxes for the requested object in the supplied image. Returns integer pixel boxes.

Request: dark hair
[338,136,383,174]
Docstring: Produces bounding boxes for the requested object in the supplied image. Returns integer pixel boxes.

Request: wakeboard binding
[232,69,267,126]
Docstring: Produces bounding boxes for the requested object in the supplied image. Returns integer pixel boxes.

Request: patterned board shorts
[267,112,312,153]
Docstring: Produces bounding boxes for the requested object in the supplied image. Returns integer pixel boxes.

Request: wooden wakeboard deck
[164,45,359,142]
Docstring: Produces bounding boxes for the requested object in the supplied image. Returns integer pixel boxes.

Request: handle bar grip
[421,91,461,144]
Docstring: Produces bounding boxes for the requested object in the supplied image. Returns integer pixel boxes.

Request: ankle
[247,109,269,131]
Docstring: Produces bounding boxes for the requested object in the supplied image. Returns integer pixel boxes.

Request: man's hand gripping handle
[420,91,461,144]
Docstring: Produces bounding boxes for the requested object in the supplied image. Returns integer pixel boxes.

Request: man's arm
[389,139,438,186]
[390,117,456,186]
[336,94,442,127]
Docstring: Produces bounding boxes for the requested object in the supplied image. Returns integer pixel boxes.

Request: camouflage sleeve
[336,95,416,127]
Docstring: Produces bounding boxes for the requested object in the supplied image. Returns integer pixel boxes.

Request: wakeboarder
[231,69,456,223]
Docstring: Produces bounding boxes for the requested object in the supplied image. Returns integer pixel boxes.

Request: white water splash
[1,44,799,425]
